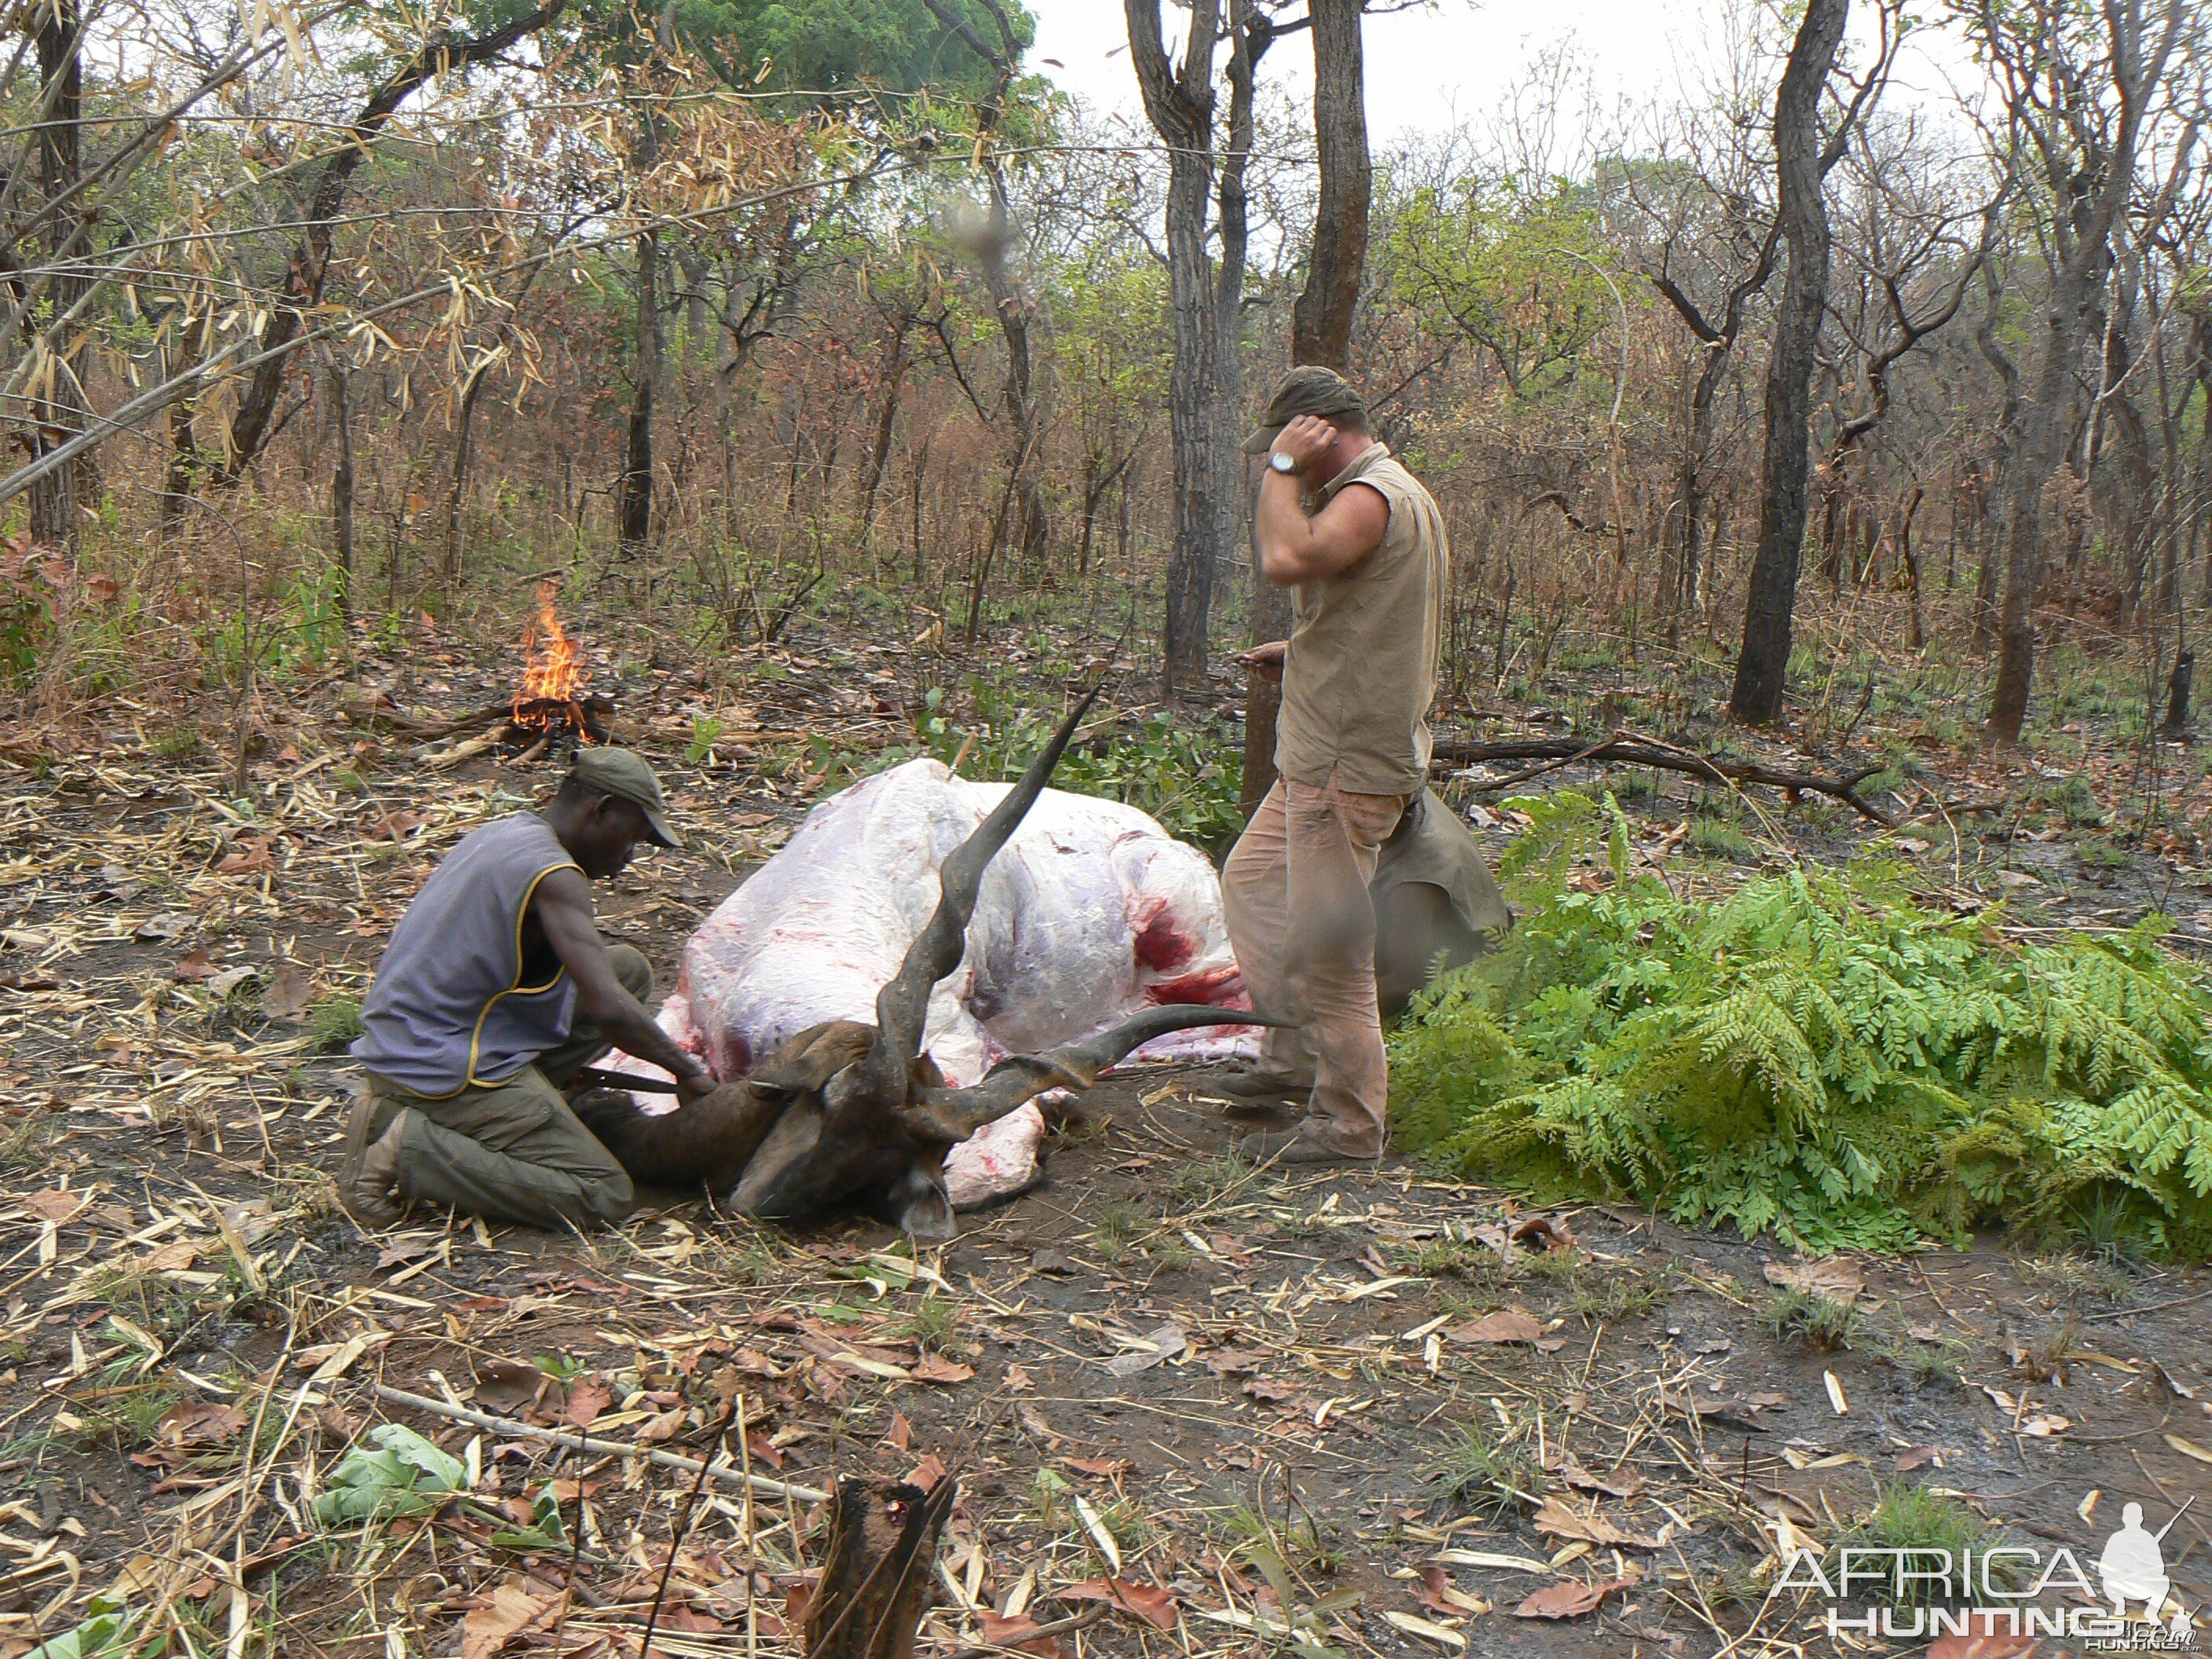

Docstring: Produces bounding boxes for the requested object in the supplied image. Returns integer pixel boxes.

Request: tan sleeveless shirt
[1275,442,1448,796]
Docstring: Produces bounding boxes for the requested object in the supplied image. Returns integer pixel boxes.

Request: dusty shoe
[338,1088,410,1229]
[1199,1066,1313,1115]
[1237,1124,1380,1165]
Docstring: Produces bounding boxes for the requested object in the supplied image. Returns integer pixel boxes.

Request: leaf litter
[0,630,2207,1659]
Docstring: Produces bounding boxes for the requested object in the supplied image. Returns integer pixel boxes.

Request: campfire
[506,580,611,757]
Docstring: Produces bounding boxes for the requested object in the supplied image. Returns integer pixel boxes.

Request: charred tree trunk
[856,320,911,544]
[328,355,354,613]
[1129,0,1234,698]
[804,1476,957,1659]
[620,219,661,554]
[218,3,567,487]
[1727,0,1848,726]
[1247,0,1368,812]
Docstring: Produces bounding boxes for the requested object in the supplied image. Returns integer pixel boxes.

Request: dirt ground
[4,628,2212,1659]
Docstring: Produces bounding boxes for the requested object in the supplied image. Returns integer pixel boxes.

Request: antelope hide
[594,757,1261,1207]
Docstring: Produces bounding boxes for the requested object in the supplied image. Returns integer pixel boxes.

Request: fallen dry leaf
[1063,1456,1133,1479]
[141,1240,200,1273]
[636,1407,687,1443]
[20,1189,90,1224]
[460,1580,551,1659]
[171,947,214,982]
[1530,1498,1660,1550]
[215,835,275,874]
[262,961,313,1020]
[1057,1577,1178,1632]
[903,1454,947,1492]
[1764,1257,1865,1306]
[1513,1578,1634,1621]
[882,1411,911,1452]
[562,1377,613,1428]
[911,1351,975,1385]
[2163,1433,2212,1465]
[978,1610,1062,1659]
[1448,1309,1543,1346]
[1893,1445,1942,1471]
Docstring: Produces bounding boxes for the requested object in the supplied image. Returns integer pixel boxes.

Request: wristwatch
[1269,450,1298,474]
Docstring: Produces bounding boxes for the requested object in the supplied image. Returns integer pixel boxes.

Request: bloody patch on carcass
[1131,900,1199,972]
[715,1030,753,1079]
[1144,963,1247,1006]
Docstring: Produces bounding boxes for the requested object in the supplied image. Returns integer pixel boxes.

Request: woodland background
[0,0,2207,777]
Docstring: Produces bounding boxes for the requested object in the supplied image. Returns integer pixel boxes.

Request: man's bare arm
[1254,416,1391,584]
[533,867,715,1101]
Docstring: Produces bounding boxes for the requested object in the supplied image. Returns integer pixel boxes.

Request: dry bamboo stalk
[370,1384,830,1503]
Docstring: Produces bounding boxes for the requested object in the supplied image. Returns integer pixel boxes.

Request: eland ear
[884,1161,954,1240]
[748,1020,877,1097]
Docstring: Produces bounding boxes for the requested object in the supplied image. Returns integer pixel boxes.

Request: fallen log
[1431,733,1895,827]
[339,693,512,741]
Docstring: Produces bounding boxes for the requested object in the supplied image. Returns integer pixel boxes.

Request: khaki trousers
[1222,778,1407,1156]
[364,944,650,1231]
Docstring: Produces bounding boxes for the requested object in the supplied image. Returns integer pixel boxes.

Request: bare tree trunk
[620,222,661,553]
[27,0,83,551]
[1728,0,1849,725]
[1983,0,2183,743]
[1129,0,1232,698]
[856,320,910,543]
[329,356,355,613]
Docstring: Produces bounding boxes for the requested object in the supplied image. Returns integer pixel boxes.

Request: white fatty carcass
[604,760,1258,1207]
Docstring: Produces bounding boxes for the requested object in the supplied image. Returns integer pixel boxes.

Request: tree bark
[1128,0,1232,698]
[803,1475,957,1659]
[1727,0,1849,725]
[329,355,354,611]
[217,3,567,487]
[620,221,661,551]
[26,0,84,551]
[1983,0,2182,743]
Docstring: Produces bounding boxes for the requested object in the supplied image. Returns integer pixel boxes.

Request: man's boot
[338,1085,410,1229]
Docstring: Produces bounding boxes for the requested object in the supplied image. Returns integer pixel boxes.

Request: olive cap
[570,747,679,848]
[1241,365,1369,453]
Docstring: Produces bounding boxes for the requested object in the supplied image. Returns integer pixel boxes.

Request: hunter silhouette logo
[2100,1500,2191,1629]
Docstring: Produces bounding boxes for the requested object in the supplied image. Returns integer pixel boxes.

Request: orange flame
[514,580,592,738]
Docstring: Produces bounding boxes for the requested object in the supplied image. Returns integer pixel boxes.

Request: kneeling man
[339,749,714,1229]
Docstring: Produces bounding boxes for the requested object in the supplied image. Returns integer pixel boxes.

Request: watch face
[1271,452,1297,472]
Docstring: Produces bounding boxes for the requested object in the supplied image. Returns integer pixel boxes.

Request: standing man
[1220,367,1449,1163]
[338,749,716,1229]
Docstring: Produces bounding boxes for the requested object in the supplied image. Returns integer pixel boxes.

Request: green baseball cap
[570,747,680,848]
[1241,365,1368,453]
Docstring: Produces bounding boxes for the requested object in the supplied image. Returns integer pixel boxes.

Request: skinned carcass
[574,695,1284,1235]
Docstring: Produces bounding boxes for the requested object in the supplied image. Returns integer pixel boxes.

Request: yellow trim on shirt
[401,857,581,1100]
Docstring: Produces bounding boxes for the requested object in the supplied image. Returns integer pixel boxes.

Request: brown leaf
[0,972,56,991]
[783,1580,815,1629]
[1506,1213,1577,1254]
[1057,1577,1179,1632]
[1203,1349,1267,1378]
[563,1377,612,1428]
[20,1189,89,1224]
[172,947,215,982]
[474,1360,558,1420]
[1763,1257,1864,1306]
[262,961,313,1021]
[637,1408,687,1444]
[882,1411,911,1452]
[1893,1445,1941,1471]
[1063,1456,1133,1479]
[1018,1404,1063,1448]
[1448,1309,1544,1346]
[912,1351,974,1385]
[745,1431,784,1470]
[978,1610,1063,1659]
[158,1401,251,1449]
[460,1580,551,1659]
[1513,1577,1634,1620]
[1242,1376,1306,1406]
[374,811,423,842]
[903,1454,947,1493]
[1531,1497,1660,1550]
[141,1240,200,1273]
[215,836,274,874]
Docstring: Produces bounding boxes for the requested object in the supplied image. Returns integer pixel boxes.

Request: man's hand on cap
[1272,416,1338,473]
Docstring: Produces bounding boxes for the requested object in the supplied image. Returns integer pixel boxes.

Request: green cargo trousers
[361,944,650,1231]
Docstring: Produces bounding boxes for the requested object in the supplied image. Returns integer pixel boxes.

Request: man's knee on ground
[577,1166,636,1225]
[604,943,654,1003]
